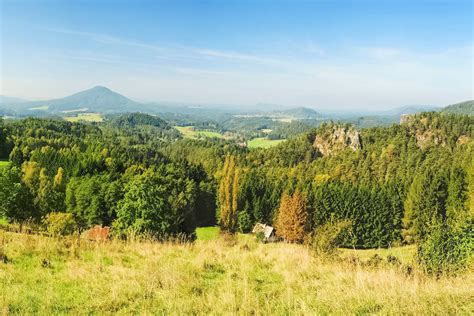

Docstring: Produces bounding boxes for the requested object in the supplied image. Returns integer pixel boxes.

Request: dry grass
[0,230,473,314]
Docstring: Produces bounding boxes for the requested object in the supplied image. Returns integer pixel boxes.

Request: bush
[309,219,352,256]
[255,232,266,243]
[418,222,473,276]
[43,212,77,236]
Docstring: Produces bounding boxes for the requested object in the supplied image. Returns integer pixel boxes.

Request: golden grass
[0,230,473,314]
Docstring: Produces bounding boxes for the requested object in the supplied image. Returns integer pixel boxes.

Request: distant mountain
[0,95,29,104]
[45,86,142,112]
[381,105,440,117]
[441,100,474,116]
[2,86,144,113]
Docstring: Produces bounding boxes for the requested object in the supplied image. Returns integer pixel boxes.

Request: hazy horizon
[1,0,473,110]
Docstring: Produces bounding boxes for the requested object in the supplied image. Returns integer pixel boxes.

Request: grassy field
[175,126,224,139]
[195,226,220,241]
[0,160,9,170]
[64,113,103,123]
[1,229,472,314]
[247,137,286,149]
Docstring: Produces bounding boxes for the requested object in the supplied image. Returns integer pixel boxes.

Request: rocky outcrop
[313,126,361,156]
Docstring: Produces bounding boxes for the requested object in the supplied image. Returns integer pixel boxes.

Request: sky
[0,0,473,110]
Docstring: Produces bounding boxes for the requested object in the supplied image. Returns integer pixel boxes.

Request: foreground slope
[1,231,473,314]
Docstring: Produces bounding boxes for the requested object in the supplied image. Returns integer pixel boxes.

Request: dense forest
[0,111,472,274]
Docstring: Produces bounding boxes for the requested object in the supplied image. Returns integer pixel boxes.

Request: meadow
[1,228,472,315]
[174,126,224,139]
[247,137,286,148]
[64,113,104,123]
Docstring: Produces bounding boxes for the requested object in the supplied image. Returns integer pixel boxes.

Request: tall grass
[0,230,473,314]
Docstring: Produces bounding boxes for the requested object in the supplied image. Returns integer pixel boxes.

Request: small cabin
[252,223,277,242]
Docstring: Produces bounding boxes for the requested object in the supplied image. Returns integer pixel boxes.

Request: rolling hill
[277,107,322,119]
[0,95,29,104]
[441,100,474,115]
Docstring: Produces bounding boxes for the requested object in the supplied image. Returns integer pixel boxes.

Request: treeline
[216,112,473,273]
[0,116,242,238]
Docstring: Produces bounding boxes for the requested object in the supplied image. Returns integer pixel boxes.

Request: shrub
[43,212,77,236]
[255,232,266,243]
[309,219,352,256]
[417,221,473,276]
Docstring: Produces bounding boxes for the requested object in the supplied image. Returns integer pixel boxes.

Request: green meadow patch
[196,227,220,241]
[175,126,224,139]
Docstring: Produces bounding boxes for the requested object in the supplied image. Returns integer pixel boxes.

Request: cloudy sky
[1,0,472,110]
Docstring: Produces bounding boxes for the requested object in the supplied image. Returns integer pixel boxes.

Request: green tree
[0,167,36,225]
[114,167,197,238]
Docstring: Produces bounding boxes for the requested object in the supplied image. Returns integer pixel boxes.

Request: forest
[0,111,473,275]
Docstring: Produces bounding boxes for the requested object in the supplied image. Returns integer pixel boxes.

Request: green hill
[441,100,474,115]
[109,112,170,129]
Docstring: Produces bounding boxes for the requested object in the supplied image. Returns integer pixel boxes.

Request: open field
[175,126,224,139]
[64,113,103,123]
[1,230,472,314]
[247,137,286,148]
[61,108,89,113]
[195,226,220,241]
[0,161,9,169]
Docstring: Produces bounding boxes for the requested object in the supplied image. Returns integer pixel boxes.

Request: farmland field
[247,137,286,148]
[64,113,104,122]
[175,126,224,139]
[28,106,49,111]
[1,230,472,315]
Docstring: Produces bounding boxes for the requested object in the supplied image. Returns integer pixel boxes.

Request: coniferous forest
[0,112,472,276]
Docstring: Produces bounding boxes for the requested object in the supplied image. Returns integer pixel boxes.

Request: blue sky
[1,0,472,109]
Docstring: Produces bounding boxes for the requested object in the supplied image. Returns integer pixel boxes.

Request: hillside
[1,230,472,314]
[441,100,474,115]
[382,105,440,116]
[2,86,144,113]
[273,106,322,119]
[109,112,170,129]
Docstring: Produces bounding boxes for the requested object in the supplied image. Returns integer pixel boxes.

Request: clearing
[64,113,104,123]
[247,137,286,148]
[175,126,224,139]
